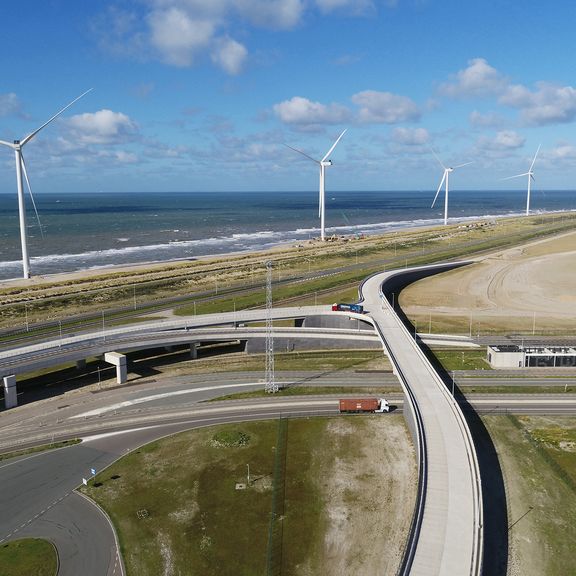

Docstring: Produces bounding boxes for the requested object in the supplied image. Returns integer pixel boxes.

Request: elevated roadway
[361,263,483,576]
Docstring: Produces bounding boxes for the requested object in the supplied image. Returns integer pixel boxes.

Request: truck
[332,302,364,313]
[339,398,390,413]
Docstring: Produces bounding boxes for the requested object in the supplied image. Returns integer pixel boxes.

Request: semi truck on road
[339,398,390,413]
[332,302,364,313]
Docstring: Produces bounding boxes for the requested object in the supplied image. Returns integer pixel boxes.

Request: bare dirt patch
[400,230,576,332]
[316,416,416,576]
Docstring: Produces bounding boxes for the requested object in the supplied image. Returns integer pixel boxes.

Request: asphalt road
[2,372,576,575]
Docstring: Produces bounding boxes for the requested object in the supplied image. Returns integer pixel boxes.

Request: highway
[1,262,574,576]
[2,367,576,575]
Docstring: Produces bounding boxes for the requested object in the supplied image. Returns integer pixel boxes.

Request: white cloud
[211,37,248,75]
[273,96,351,126]
[351,90,420,123]
[65,110,139,145]
[392,127,429,145]
[0,93,21,116]
[478,130,525,150]
[443,59,576,127]
[148,8,216,67]
[469,110,505,128]
[315,0,374,15]
[500,82,576,126]
[235,0,305,29]
[439,58,507,98]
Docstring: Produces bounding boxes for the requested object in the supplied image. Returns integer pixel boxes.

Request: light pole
[24,303,29,332]
[58,319,62,348]
[452,371,455,396]
[133,285,137,310]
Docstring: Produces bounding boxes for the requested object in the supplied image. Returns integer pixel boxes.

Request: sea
[0,189,575,281]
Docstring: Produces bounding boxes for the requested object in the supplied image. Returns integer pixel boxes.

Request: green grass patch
[80,417,413,576]
[0,538,58,576]
[210,385,399,402]
[0,439,81,462]
[462,385,576,394]
[484,415,576,575]
[429,348,491,371]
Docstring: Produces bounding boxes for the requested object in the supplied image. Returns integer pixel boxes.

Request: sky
[2,0,576,194]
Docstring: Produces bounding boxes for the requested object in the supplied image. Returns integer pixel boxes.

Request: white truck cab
[375,398,390,413]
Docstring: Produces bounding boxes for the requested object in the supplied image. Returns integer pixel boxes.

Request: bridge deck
[362,268,482,576]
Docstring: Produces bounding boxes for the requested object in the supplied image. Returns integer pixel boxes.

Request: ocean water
[0,189,575,280]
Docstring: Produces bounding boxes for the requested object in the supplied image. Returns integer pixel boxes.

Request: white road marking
[71,382,289,419]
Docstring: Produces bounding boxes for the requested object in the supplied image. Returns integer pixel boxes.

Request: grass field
[484,415,576,576]
[81,416,416,576]
[0,538,57,576]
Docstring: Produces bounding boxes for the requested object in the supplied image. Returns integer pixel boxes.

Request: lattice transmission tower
[265,261,278,393]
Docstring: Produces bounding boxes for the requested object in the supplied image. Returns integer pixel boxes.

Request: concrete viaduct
[1,263,483,576]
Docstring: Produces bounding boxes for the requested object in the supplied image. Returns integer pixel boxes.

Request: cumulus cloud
[0,93,21,116]
[439,58,507,98]
[235,0,305,29]
[469,110,505,128]
[148,8,216,67]
[477,130,525,150]
[211,36,248,75]
[273,96,351,126]
[65,110,139,145]
[392,127,429,145]
[443,58,576,127]
[352,90,420,123]
[500,82,576,125]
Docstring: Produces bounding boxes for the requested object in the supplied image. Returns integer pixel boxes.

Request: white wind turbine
[502,144,541,215]
[430,149,473,226]
[285,129,347,241]
[0,89,92,279]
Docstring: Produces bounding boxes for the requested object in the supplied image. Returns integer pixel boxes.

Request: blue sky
[2,0,576,193]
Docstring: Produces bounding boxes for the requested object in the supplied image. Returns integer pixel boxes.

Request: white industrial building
[487,344,576,369]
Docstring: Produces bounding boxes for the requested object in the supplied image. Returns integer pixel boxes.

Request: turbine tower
[430,149,472,226]
[503,144,541,215]
[285,129,347,241]
[0,89,93,279]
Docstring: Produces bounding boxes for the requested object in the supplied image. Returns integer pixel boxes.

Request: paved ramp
[361,264,483,576]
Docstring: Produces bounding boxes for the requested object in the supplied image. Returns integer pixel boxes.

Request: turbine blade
[530,174,535,182]
[20,154,45,239]
[529,143,541,171]
[429,146,446,170]
[431,172,446,208]
[0,139,15,148]
[284,143,319,164]
[453,161,473,169]
[20,88,93,146]
[501,172,529,180]
[321,128,347,162]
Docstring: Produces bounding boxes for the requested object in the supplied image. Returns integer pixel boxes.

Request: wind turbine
[430,149,473,226]
[285,129,347,241]
[0,89,93,279]
[502,144,541,215]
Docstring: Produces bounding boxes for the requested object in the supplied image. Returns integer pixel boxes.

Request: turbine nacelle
[0,89,93,278]
[284,128,347,241]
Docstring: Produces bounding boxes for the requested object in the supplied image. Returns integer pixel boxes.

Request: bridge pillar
[3,375,17,409]
[189,343,199,359]
[104,352,127,384]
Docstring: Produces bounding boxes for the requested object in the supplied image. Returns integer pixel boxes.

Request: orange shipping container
[339,398,379,413]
